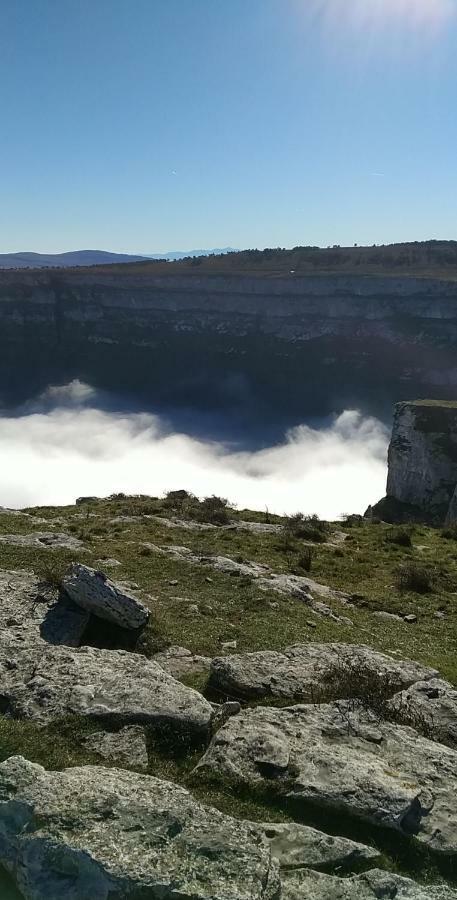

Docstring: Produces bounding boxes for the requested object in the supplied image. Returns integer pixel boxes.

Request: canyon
[1,262,457,420]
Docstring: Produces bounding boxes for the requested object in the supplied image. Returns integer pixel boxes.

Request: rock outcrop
[370,400,457,522]
[0,635,213,733]
[195,703,457,856]
[208,643,437,701]
[0,757,280,899]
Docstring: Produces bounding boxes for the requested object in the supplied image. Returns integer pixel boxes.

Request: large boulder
[0,635,213,734]
[282,868,457,900]
[63,563,150,630]
[195,703,457,856]
[0,757,280,900]
[208,643,437,701]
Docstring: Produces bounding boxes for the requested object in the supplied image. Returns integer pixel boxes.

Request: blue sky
[1,0,456,253]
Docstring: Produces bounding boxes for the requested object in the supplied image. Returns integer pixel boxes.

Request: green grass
[0,498,453,683]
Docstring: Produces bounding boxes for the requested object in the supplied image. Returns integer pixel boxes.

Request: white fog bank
[0,384,389,518]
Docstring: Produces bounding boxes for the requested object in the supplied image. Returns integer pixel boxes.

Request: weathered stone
[0,531,85,550]
[389,678,457,749]
[0,635,213,733]
[195,702,457,856]
[282,868,457,900]
[254,821,380,870]
[152,645,211,681]
[82,726,149,771]
[0,756,280,900]
[208,643,437,701]
[63,563,150,630]
[0,569,89,647]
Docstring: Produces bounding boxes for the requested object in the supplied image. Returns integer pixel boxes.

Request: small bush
[394,562,433,594]
[283,513,329,543]
[441,524,457,540]
[385,527,412,548]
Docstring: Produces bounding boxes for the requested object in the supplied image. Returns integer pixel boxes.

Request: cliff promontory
[371,400,457,523]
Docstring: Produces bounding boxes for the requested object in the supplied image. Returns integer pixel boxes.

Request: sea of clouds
[0,381,389,518]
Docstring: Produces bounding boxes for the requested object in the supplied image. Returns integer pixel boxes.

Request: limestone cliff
[1,267,457,417]
[371,400,457,523]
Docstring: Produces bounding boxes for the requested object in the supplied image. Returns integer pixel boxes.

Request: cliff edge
[370,400,457,523]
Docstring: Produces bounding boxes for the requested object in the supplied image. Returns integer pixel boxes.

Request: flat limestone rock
[0,532,85,550]
[63,563,150,630]
[208,643,437,701]
[152,645,211,681]
[82,726,149,772]
[0,637,213,733]
[281,868,457,900]
[253,821,380,870]
[0,756,280,900]
[195,703,457,856]
[0,569,89,647]
[389,678,457,749]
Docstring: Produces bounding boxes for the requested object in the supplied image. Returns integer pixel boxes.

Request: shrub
[441,524,457,540]
[188,495,232,526]
[296,547,313,573]
[36,560,67,591]
[283,513,329,543]
[394,562,433,594]
[385,527,412,548]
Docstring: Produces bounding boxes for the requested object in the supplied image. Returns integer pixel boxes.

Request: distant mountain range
[150,248,236,260]
[0,248,237,268]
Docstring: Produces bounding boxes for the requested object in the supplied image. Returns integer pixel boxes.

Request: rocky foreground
[0,551,455,899]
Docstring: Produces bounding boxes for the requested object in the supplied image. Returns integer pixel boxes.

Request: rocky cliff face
[1,268,457,416]
[372,400,457,522]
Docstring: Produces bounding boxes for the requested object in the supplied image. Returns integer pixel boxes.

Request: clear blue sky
[1,0,456,253]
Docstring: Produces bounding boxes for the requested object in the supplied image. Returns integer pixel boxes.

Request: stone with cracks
[0,531,85,550]
[0,634,213,733]
[281,868,457,900]
[208,642,437,701]
[63,563,150,630]
[195,703,457,856]
[0,756,280,900]
[389,678,457,749]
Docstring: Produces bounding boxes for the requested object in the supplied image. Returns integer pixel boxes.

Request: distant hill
[0,250,152,269]
[0,248,238,268]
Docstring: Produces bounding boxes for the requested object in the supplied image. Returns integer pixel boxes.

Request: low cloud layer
[0,382,389,518]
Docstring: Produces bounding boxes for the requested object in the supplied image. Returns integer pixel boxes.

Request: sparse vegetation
[283,513,329,543]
